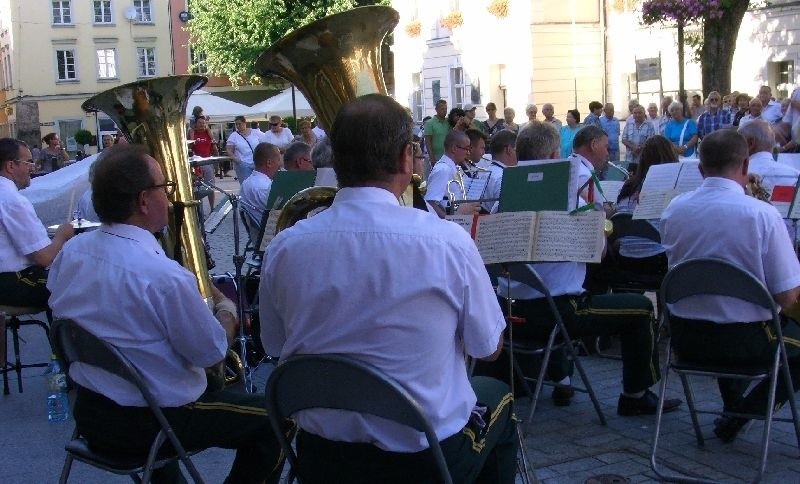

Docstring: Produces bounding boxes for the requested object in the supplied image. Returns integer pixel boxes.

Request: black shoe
[552,386,574,406]
[713,416,748,443]
[617,390,682,416]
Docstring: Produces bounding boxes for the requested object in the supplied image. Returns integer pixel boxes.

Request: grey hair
[667,101,683,113]
[516,120,559,160]
[311,137,333,168]
[737,119,775,153]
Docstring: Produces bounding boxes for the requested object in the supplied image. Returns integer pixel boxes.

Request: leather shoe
[713,416,748,443]
[552,386,574,406]
[617,390,682,416]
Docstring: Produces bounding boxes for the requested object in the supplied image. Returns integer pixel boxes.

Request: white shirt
[227,129,264,167]
[47,223,228,407]
[0,176,50,272]
[312,126,327,140]
[738,113,763,129]
[661,177,800,323]
[240,170,273,225]
[259,187,505,452]
[483,159,506,213]
[424,154,462,208]
[762,99,784,124]
[262,128,295,151]
[748,151,799,191]
[783,88,800,131]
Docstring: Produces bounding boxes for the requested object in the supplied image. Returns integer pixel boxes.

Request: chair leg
[755,355,782,483]
[10,321,23,393]
[515,421,538,484]
[523,328,558,433]
[778,343,800,453]
[678,372,704,447]
[649,345,672,481]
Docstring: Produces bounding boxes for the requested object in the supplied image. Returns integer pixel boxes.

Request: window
[56,50,77,81]
[768,60,795,99]
[189,47,207,75]
[96,48,117,79]
[3,52,11,89]
[52,1,72,25]
[411,72,423,122]
[450,67,465,109]
[93,1,112,24]
[136,47,156,77]
[134,0,152,23]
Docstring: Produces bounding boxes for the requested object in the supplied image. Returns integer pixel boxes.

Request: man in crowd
[499,121,682,414]
[583,101,604,128]
[240,142,283,227]
[542,103,562,129]
[259,93,517,482]
[262,115,294,151]
[47,143,286,483]
[622,105,655,165]
[656,96,674,134]
[697,91,732,139]
[758,85,784,125]
[739,97,763,129]
[660,128,800,442]
[464,103,484,132]
[599,103,621,162]
[283,141,314,171]
[0,138,74,307]
[689,93,704,120]
[424,99,449,163]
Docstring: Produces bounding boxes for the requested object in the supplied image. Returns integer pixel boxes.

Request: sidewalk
[2,178,799,482]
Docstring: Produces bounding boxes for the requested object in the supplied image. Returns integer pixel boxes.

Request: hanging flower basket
[404,20,421,37]
[440,11,464,30]
[487,0,509,18]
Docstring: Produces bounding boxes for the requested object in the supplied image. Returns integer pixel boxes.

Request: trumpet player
[424,130,479,218]
[47,144,287,484]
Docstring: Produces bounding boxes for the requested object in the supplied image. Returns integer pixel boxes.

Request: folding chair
[650,258,800,483]
[50,319,205,484]
[0,304,51,394]
[596,212,667,357]
[266,354,453,484]
[495,264,607,432]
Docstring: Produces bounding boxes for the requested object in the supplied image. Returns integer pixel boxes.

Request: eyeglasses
[146,180,177,196]
[13,159,36,170]
[456,145,472,151]
[270,123,280,127]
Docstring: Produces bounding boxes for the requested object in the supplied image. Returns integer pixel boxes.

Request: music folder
[265,171,317,211]
[497,160,576,212]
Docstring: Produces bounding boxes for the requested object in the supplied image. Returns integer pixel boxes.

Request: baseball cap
[464,103,477,111]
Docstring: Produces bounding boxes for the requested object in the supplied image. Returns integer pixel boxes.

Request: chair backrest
[608,212,661,248]
[266,354,453,484]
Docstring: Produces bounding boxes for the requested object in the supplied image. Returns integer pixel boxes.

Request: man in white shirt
[739,120,799,192]
[569,125,609,201]
[758,85,784,125]
[259,93,517,483]
[424,130,472,217]
[0,138,73,307]
[240,142,282,229]
[483,129,517,213]
[47,144,286,483]
[282,141,313,171]
[661,128,800,442]
[738,97,763,129]
[261,115,294,151]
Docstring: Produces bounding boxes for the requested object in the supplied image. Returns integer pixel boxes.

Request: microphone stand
[198,179,258,393]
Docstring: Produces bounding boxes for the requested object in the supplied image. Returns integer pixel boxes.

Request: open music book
[633,161,702,219]
[447,211,605,264]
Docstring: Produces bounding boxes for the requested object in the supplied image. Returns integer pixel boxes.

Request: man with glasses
[47,143,287,484]
[262,114,294,152]
[697,91,732,140]
[0,138,74,307]
[424,130,479,217]
[283,141,314,171]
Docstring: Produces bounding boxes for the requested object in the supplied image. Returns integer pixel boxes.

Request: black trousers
[295,377,518,484]
[0,266,50,307]
[75,386,288,484]
[670,316,800,415]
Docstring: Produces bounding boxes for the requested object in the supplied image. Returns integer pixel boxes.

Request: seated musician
[483,130,518,213]
[259,94,518,483]
[660,129,800,443]
[612,135,678,276]
[0,138,74,307]
[47,144,286,484]
[240,142,282,231]
[424,130,479,218]
[738,119,800,196]
[498,121,682,415]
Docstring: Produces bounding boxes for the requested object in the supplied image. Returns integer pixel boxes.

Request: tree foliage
[186,0,388,85]
[641,0,759,96]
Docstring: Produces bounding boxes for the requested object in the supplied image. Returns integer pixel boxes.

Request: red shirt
[190,129,215,157]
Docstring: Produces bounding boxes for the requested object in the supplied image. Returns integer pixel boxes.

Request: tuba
[255,6,422,231]
[82,76,213,304]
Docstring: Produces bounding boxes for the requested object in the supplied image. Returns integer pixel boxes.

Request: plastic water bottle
[45,354,69,422]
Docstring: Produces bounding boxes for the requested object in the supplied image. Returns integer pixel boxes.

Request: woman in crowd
[38,132,69,173]
[613,135,678,276]
[663,101,698,157]
[732,93,750,126]
[225,115,262,184]
[484,102,505,137]
[188,116,219,208]
[294,119,319,148]
[559,109,582,158]
[503,107,519,133]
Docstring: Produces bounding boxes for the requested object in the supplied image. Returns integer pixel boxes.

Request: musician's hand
[54,222,75,242]
[455,202,480,215]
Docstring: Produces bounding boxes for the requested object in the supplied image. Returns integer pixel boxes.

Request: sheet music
[674,161,702,192]
[445,214,477,235]
[639,163,682,193]
[464,171,491,201]
[599,180,624,204]
[259,209,282,251]
[474,212,536,264]
[532,211,604,263]
[633,190,679,220]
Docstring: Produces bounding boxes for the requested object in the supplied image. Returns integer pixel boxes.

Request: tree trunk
[700,0,749,96]
[678,21,686,114]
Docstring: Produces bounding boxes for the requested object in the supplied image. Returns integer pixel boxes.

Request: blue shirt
[697,109,732,138]
[663,119,698,157]
[599,115,620,150]
[560,125,582,158]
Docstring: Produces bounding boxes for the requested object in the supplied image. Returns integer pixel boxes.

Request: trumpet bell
[255,6,399,131]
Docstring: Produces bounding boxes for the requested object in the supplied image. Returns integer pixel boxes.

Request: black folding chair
[50,319,205,484]
[650,258,800,483]
[0,304,51,394]
[266,354,453,484]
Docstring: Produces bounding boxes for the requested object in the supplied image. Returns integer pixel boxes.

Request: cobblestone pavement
[2,175,799,482]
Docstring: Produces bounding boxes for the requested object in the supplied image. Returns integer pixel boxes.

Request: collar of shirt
[749,151,776,165]
[100,223,164,256]
[437,154,458,171]
[491,159,507,169]
[700,176,746,193]
[334,186,401,207]
[570,153,594,172]
[0,175,16,192]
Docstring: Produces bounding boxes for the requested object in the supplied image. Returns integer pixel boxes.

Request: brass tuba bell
[82,76,213,303]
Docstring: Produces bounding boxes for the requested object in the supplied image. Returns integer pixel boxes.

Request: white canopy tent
[249,87,315,118]
[186,90,258,122]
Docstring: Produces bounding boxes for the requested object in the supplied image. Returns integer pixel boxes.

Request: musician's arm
[776,286,800,312]
[211,285,237,347]
[479,336,503,362]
